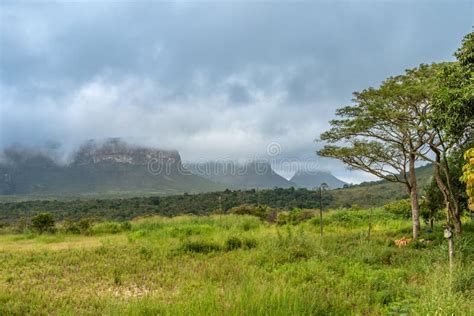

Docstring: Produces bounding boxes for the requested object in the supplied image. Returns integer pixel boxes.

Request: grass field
[0,210,472,315]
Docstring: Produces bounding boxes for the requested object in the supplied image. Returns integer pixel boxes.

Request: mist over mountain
[0,139,223,197]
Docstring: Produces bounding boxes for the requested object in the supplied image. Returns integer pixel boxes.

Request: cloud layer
[0,0,472,182]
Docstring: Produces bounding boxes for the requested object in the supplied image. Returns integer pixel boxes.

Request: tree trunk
[452,209,462,234]
[409,155,421,240]
[431,148,462,234]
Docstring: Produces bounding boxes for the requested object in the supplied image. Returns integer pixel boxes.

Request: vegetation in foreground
[0,210,472,315]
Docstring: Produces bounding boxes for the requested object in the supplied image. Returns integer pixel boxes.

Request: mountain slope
[290,170,346,189]
[187,161,296,189]
[0,140,224,197]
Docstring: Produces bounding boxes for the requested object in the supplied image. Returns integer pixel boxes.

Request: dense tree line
[0,187,333,224]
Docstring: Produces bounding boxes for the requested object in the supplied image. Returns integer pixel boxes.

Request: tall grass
[0,209,472,315]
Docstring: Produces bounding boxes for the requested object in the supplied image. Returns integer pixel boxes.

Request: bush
[277,208,316,225]
[91,222,123,234]
[31,212,55,234]
[383,199,412,219]
[63,220,80,234]
[121,221,132,231]
[224,236,242,251]
[179,240,221,254]
[77,218,93,234]
[242,237,258,249]
[276,212,290,225]
[223,236,258,251]
[229,204,272,220]
[63,218,93,235]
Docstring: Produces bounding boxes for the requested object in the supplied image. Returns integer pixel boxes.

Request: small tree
[31,212,55,234]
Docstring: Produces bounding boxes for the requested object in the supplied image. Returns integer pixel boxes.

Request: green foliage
[276,208,316,225]
[62,220,80,234]
[242,237,258,249]
[421,177,445,226]
[229,204,267,219]
[433,32,474,143]
[223,236,257,251]
[31,212,55,234]
[0,187,333,224]
[90,221,132,235]
[179,240,221,254]
[224,236,242,251]
[383,199,412,219]
[461,148,474,212]
[318,64,440,184]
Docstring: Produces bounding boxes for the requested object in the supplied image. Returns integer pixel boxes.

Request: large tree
[318,65,439,239]
[424,32,474,234]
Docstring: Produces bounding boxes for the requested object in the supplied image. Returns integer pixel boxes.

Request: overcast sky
[0,0,472,182]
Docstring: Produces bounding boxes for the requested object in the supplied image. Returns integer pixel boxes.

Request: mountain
[0,139,224,197]
[187,161,296,189]
[290,170,347,189]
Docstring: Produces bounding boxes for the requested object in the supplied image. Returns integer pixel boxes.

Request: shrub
[77,218,93,235]
[277,208,316,225]
[121,221,132,231]
[224,236,243,251]
[237,217,261,231]
[63,218,93,235]
[31,212,55,234]
[229,204,272,220]
[179,240,221,254]
[223,236,257,251]
[91,222,123,234]
[63,220,80,234]
[276,211,290,225]
[242,237,258,249]
[15,217,29,233]
[383,199,412,219]
[289,208,316,224]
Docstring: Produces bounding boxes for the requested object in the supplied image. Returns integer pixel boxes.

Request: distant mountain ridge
[290,170,347,189]
[186,161,296,189]
[0,139,223,197]
[0,139,349,197]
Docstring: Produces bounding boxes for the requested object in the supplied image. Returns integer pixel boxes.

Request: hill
[290,170,346,189]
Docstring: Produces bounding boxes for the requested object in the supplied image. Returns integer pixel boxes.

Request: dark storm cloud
[0,0,472,182]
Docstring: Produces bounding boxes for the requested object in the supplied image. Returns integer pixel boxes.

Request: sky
[0,0,472,183]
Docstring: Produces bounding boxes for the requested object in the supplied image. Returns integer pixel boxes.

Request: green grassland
[0,210,472,315]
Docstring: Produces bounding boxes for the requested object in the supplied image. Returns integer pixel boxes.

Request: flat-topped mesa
[72,138,181,167]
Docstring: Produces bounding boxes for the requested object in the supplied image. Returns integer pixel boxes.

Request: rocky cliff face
[72,139,181,167]
[0,139,224,196]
